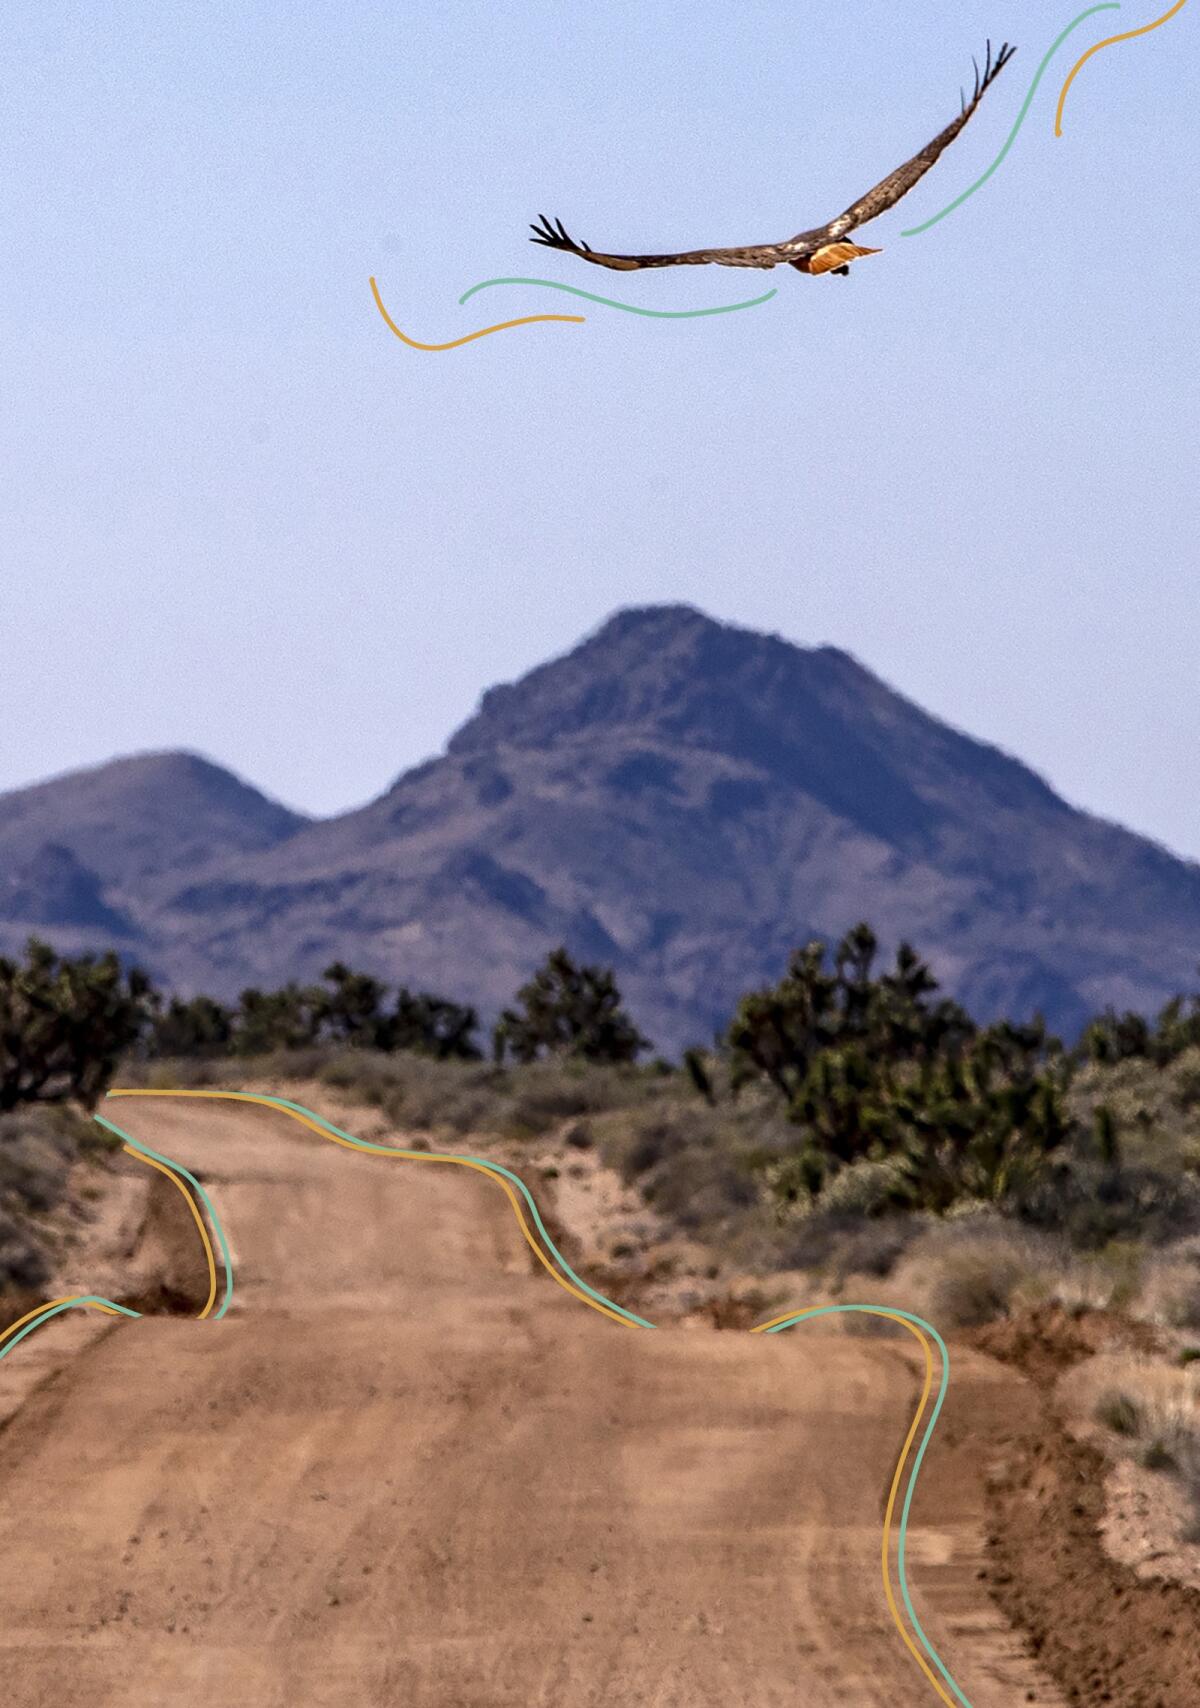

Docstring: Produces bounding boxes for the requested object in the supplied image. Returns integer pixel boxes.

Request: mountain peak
[448,604,827,756]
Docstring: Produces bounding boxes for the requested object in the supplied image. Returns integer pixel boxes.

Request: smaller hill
[0,752,309,895]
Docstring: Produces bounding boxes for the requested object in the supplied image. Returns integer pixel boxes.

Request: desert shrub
[376,1061,511,1135]
[1084,1361,1200,1532]
[1095,1390,1143,1436]
[315,1050,675,1141]
[648,1142,759,1229]
[1020,1161,1200,1250]
[507,1080,600,1134]
[1140,1439,1178,1471]
[148,994,235,1057]
[727,924,1072,1217]
[0,1106,87,1214]
[774,1156,910,1219]
[926,1245,1032,1328]
[0,938,156,1111]
[0,1209,51,1291]
[492,948,649,1064]
[1138,1252,1200,1330]
[318,1052,393,1105]
[891,1218,1075,1328]
[618,1117,692,1181]
[0,1106,104,1297]
[775,1209,920,1279]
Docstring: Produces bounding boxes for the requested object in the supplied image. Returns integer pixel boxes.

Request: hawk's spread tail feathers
[796,242,883,276]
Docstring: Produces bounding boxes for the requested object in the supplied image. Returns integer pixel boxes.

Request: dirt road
[0,1097,1061,1707]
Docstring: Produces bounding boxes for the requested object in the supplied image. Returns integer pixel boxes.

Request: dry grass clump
[0,1105,105,1295]
[878,1216,1127,1329]
[1135,1243,1200,1330]
[1071,1350,1200,1538]
[1095,1389,1143,1436]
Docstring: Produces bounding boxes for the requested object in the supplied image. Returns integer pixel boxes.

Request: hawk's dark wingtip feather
[528,214,580,252]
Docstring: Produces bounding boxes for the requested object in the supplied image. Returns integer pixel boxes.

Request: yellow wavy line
[122,1145,217,1319]
[0,1146,219,1348]
[369,275,584,350]
[753,1306,952,1707]
[0,1294,125,1350]
[107,1089,634,1329]
[1056,0,1189,134]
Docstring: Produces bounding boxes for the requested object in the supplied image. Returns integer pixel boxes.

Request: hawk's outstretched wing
[820,39,1016,241]
[529,40,1016,274]
[528,215,790,271]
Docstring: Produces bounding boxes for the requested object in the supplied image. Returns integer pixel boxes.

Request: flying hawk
[530,40,1016,278]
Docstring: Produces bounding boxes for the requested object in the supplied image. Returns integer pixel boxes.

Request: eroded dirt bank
[973,1307,1200,1708]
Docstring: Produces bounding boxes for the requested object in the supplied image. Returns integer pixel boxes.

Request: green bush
[492,948,649,1065]
[0,938,155,1111]
[729,924,1071,1217]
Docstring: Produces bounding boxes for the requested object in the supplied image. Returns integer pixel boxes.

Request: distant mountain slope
[2,610,1198,1050]
[0,751,308,884]
[0,752,309,970]
[0,842,137,937]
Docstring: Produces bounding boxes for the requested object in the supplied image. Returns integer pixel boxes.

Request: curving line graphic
[0,1294,140,1361]
[369,275,583,350]
[120,1144,219,1318]
[108,1088,653,1329]
[0,1132,232,1361]
[106,1088,967,1705]
[1055,0,1188,134]
[96,1116,234,1319]
[900,4,1122,235]
[457,276,779,318]
[759,1305,964,1708]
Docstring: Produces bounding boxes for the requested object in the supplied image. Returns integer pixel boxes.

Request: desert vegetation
[6,925,1200,1320]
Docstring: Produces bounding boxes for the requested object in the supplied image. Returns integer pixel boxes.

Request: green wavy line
[229,1092,655,1328]
[901,4,1121,235]
[767,1307,966,1707]
[94,1115,235,1319]
[458,276,777,317]
[0,1295,141,1362]
[1,1127,234,1361]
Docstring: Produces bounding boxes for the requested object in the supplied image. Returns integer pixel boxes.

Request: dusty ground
[972,1308,1200,1707]
[0,1092,1067,1707]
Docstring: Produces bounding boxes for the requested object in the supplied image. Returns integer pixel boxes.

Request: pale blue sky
[3,1,1197,855]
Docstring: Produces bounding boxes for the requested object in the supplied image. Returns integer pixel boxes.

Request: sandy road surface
[0,1099,1062,1707]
